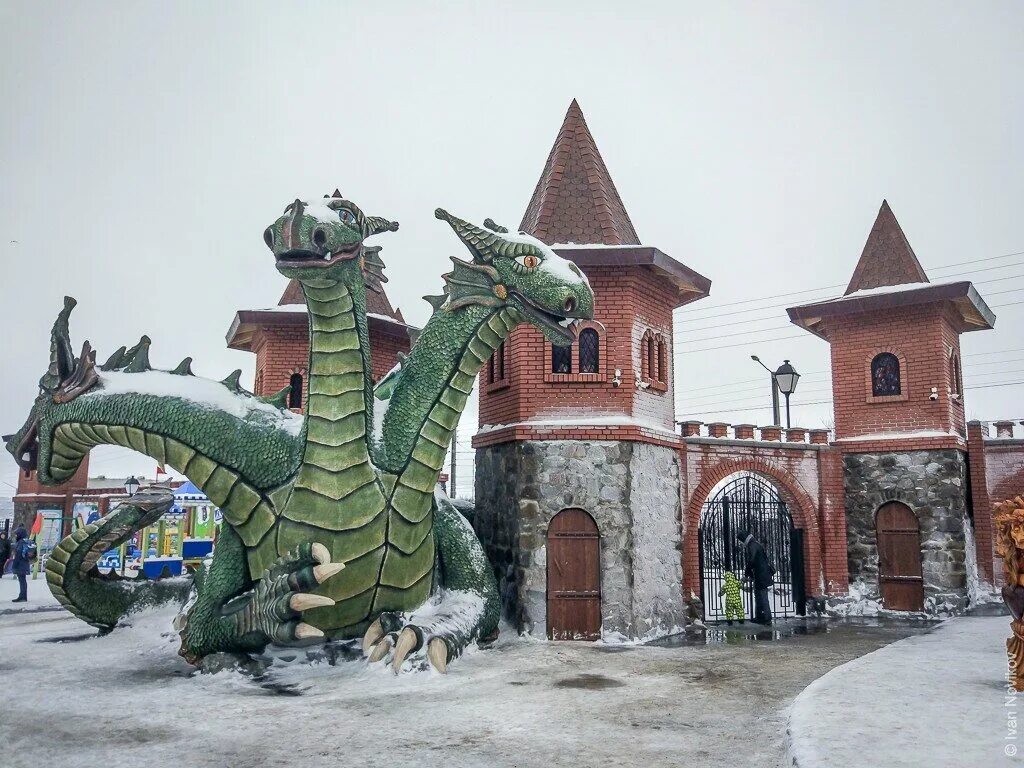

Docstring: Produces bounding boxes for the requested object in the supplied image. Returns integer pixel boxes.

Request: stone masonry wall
[474,440,684,639]
[844,449,970,613]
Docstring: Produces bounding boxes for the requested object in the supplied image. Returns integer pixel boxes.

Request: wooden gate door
[876,502,924,611]
[546,508,601,640]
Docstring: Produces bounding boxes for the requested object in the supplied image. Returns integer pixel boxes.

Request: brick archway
[683,458,823,601]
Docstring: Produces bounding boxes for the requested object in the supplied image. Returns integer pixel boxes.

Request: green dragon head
[432,209,594,344]
[4,297,100,482]
[264,190,398,287]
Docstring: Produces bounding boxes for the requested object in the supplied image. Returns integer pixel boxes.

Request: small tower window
[949,351,962,397]
[288,373,304,409]
[657,335,668,383]
[578,329,599,374]
[552,344,572,374]
[488,342,507,385]
[871,353,901,397]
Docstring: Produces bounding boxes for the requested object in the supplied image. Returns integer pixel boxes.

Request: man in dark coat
[736,528,774,625]
[11,527,31,602]
[0,531,10,578]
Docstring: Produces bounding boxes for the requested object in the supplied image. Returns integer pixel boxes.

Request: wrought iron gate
[698,474,806,621]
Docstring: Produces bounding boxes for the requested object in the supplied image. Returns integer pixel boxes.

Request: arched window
[870,353,901,397]
[551,344,572,374]
[578,329,599,374]
[657,335,668,383]
[949,352,962,396]
[288,372,304,409]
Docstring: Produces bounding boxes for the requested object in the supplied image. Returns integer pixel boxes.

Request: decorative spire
[520,99,640,246]
[845,200,929,295]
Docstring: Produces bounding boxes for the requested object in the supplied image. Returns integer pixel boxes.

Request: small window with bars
[551,344,572,374]
[578,329,599,374]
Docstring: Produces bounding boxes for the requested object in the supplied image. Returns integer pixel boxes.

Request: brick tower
[789,201,995,613]
[473,101,710,639]
[226,274,414,411]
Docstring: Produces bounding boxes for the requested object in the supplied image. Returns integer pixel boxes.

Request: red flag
[30,512,43,536]
[156,464,167,478]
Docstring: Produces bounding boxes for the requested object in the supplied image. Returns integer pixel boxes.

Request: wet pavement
[651,614,941,647]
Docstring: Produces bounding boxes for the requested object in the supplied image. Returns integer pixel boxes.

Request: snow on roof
[476,414,678,437]
[550,242,646,250]
[240,304,413,328]
[811,280,954,305]
[89,371,303,437]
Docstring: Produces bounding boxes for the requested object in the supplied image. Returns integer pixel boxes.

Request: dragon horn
[434,208,510,262]
[44,297,77,390]
[364,216,399,237]
[483,218,509,234]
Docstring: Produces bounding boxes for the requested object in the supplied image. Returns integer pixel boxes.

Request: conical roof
[845,200,929,295]
[519,99,639,246]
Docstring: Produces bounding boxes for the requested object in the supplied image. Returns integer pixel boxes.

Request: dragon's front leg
[363,493,500,673]
[175,525,344,665]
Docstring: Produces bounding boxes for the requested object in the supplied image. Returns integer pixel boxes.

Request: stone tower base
[474,440,684,639]
[844,448,971,614]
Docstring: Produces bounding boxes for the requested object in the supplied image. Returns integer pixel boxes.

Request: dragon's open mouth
[510,291,579,344]
[5,418,39,472]
[275,243,361,268]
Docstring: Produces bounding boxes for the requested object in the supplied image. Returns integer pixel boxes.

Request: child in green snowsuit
[719,571,745,625]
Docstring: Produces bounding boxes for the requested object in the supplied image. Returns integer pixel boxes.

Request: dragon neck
[383,304,518,483]
[284,277,385,523]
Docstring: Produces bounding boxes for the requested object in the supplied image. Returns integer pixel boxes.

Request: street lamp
[124,475,140,497]
[775,359,801,429]
[750,356,801,428]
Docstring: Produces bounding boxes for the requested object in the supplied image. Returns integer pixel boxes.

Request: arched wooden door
[876,502,924,611]
[546,508,601,640]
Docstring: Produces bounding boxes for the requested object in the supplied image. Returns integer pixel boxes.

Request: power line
[678,250,1024,316]
[679,333,813,354]
[678,398,834,417]
[965,348,1024,358]
[966,380,1024,391]
[681,276,1024,332]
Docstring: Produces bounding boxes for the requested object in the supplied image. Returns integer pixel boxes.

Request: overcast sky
[1,1,1021,497]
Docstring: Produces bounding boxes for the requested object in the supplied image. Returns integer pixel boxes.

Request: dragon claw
[427,637,449,674]
[313,562,344,584]
[311,542,330,565]
[362,618,384,654]
[289,593,334,612]
[391,627,419,674]
[293,622,324,641]
[368,635,392,663]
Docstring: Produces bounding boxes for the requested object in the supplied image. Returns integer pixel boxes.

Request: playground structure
[100,481,219,579]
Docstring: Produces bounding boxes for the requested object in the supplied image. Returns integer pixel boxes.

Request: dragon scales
[4,193,593,672]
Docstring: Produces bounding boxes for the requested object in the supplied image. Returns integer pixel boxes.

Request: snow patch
[835,429,961,442]
[476,413,677,437]
[90,371,304,436]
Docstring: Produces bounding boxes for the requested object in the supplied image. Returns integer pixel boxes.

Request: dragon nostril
[564,296,577,314]
[312,228,327,248]
[263,227,274,249]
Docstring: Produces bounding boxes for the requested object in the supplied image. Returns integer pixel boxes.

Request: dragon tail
[44,487,191,629]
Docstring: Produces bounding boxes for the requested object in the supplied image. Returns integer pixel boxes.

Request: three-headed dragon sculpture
[4,192,593,672]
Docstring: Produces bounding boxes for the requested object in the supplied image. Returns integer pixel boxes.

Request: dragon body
[5,194,593,671]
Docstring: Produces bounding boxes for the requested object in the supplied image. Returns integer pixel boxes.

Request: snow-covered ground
[0,601,935,768]
[0,572,61,612]
[788,615,1017,767]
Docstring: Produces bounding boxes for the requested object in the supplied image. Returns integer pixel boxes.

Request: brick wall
[478,266,677,431]
[826,304,964,441]
[966,422,995,585]
[251,322,410,409]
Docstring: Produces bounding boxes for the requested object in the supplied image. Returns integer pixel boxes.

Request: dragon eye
[517,254,540,269]
[338,209,356,225]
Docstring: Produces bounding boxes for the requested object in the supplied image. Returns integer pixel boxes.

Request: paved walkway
[787,615,1017,767]
[0,606,930,768]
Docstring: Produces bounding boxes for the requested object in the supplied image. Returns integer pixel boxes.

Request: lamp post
[750,355,781,426]
[751,356,801,428]
[124,475,140,497]
[774,360,801,428]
